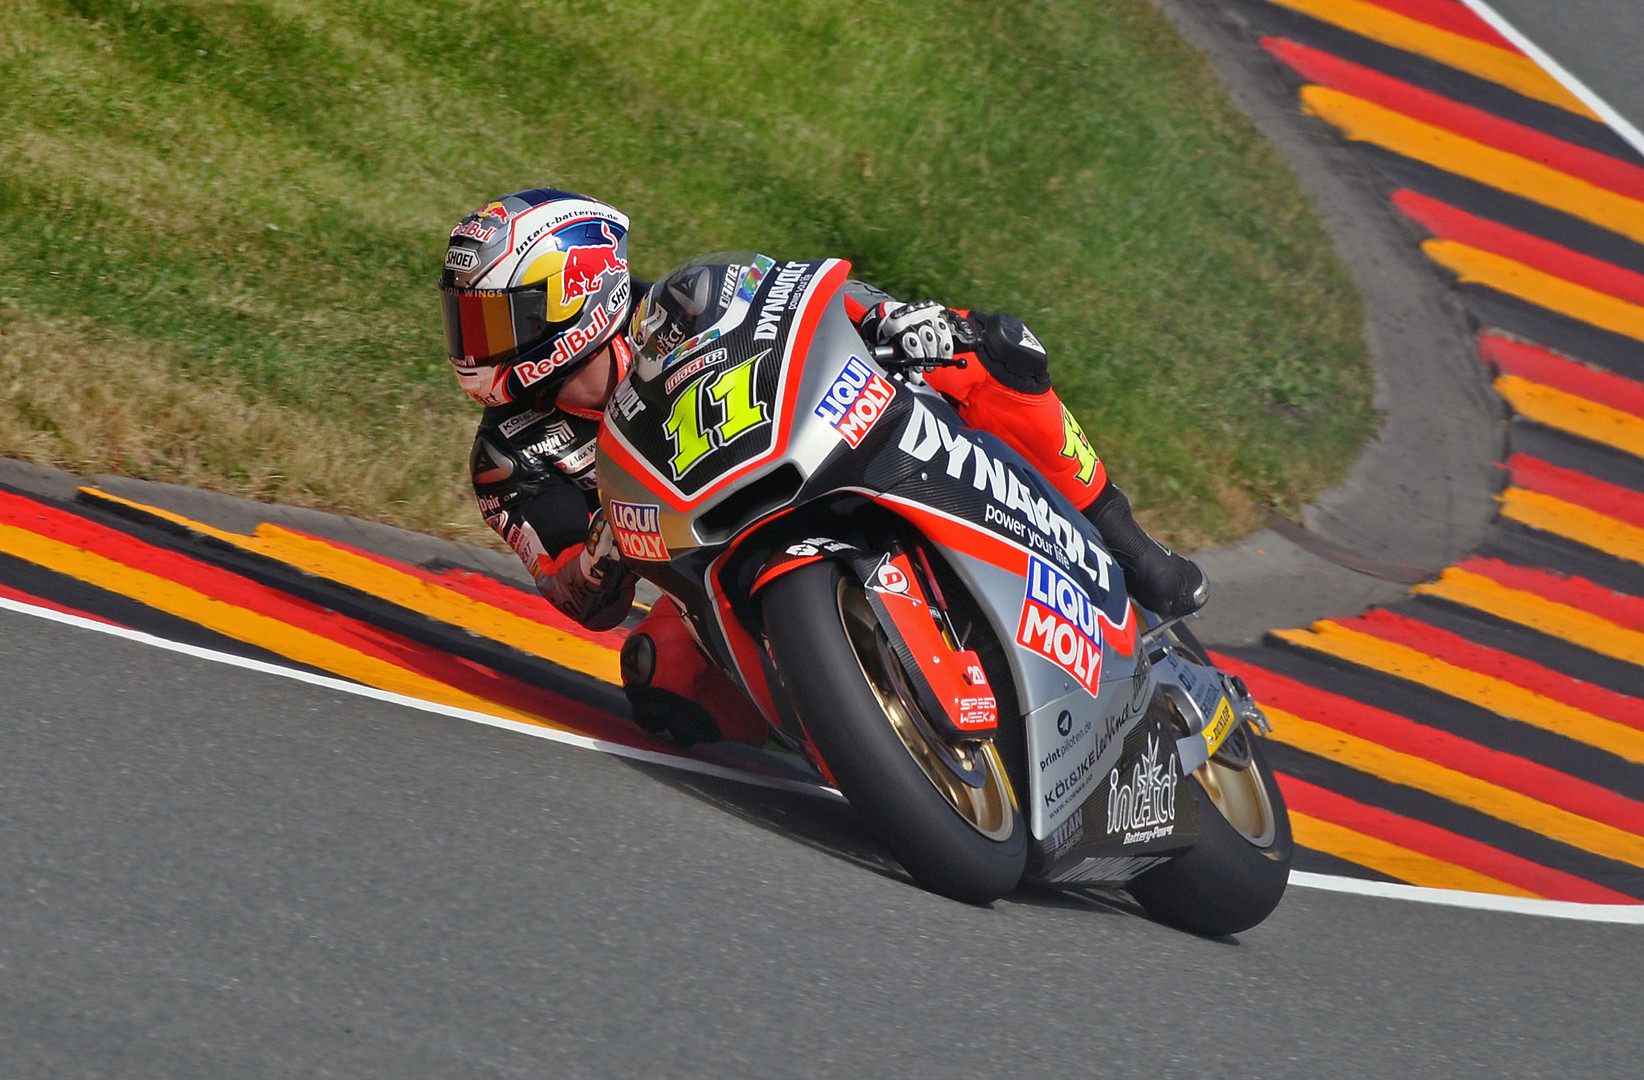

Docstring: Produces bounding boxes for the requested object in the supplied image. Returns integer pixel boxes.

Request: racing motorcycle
[596,254,1291,935]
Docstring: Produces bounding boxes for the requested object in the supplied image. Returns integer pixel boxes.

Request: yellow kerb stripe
[1289,811,1541,897]
[1274,621,1644,764]
[79,488,622,685]
[1413,567,1644,667]
[1301,88,1644,247]
[1266,706,1644,869]
[1268,0,1596,116]
[1425,240,1644,344]
[0,522,566,730]
[1499,487,1644,567]
[1495,375,1644,461]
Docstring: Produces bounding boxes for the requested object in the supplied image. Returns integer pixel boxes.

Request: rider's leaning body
[440,188,1207,745]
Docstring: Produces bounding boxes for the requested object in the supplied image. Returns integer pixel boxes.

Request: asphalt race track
[5,2,1644,1076]
[4,606,1642,1078]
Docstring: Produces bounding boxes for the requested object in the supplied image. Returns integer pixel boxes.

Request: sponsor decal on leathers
[1106,734,1178,845]
[497,408,557,440]
[609,500,668,562]
[815,356,896,448]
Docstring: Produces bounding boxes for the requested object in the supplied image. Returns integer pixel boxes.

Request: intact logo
[814,356,895,448]
[609,500,668,562]
[1016,554,1102,692]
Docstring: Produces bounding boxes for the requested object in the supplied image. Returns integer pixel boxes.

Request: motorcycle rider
[440,188,1207,745]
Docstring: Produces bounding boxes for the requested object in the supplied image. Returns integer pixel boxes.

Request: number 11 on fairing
[663,355,768,478]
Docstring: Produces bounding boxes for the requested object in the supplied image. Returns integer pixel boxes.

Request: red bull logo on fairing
[1015,554,1103,692]
[557,223,627,308]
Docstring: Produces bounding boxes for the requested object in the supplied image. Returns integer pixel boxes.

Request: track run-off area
[3,0,1644,927]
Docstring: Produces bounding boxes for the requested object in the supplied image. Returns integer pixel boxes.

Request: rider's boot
[1083,483,1209,619]
[619,598,769,747]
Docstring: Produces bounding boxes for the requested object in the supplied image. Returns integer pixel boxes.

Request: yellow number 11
[663,356,767,479]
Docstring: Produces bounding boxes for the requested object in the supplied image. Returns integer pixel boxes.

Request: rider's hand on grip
[581,507,625,586]
[875,301,956,366]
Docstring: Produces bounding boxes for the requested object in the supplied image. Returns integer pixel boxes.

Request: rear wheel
[763,560,1026,904]
[1127,624,1291,935]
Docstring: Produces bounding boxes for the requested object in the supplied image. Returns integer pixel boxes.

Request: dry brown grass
[0,313,495,546]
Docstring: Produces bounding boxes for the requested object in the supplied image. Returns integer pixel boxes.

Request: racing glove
[871,301,957,366]
[537,508,636,630]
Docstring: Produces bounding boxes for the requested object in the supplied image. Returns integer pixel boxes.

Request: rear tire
[763,560,1026,904]
[1126,731,1291,936]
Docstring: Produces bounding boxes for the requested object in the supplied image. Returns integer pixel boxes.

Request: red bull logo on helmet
[513,302,613,389]
[474,201,513,223]
[557,222,627,308]
[1016,554,1103,692]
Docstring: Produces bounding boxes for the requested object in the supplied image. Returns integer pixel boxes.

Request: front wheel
[763,560,1026,904]
[1126,728,1292,936]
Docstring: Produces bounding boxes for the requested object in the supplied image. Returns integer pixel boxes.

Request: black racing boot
[619,631,722,747]
[1084,484,1209,618]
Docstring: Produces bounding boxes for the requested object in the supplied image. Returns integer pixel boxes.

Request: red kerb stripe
[1358,0,1516,50]
[1395,190,1644,309]
[1479,334,1644,420]
[1211,650,1644,836]
[1279,772,1638,903]
[1456,557,1644,632]
[1341,608,1644,733]
[1261,37,1644,202]
[278,526,630,651]
[0,492,641,743]
[1508,453,1644,531]
[0,581,121,627]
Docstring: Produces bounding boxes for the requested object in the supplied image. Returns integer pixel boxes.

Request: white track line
[0,595,841,803]
[3,594,1640,923]
[1290,872,1644,924]
[1459,0,1644,160]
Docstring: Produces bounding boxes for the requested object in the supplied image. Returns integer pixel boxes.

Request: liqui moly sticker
[609,500,668,562]
[814,356,895,448]
[1016,554,1103,692]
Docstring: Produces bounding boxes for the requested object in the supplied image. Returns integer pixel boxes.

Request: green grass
[0,0,1373,548]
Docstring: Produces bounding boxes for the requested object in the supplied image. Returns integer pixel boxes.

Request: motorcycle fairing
[600,257,854,512]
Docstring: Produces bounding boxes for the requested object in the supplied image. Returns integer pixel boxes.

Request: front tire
[763,560,1026,904]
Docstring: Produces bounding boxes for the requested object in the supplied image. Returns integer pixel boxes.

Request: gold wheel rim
[1195,740,1277,848]
[837,579,1017,842]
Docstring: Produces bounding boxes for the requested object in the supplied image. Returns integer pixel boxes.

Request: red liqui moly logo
[1015,555,1103,692]
[558,222,627,307]
[609,500,668,562]
[814,356,895,448]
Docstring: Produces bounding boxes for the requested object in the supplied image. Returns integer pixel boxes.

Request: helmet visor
[440,282,551,366]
